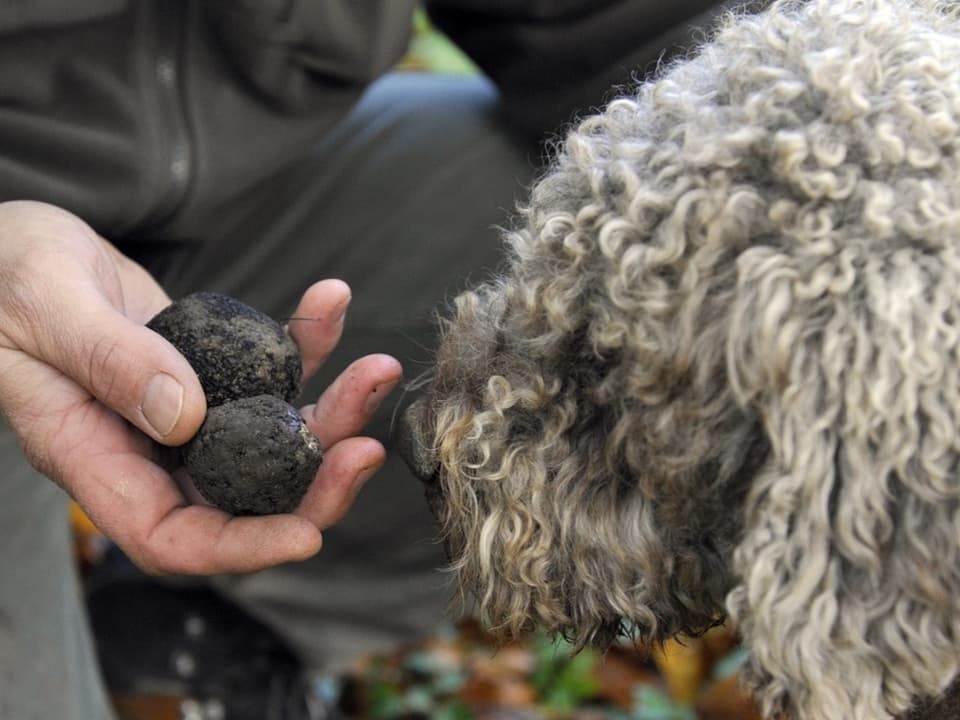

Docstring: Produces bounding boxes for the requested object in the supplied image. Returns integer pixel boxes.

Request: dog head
[399,1,960,718]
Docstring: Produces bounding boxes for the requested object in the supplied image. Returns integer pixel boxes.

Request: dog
[398,1,960,718]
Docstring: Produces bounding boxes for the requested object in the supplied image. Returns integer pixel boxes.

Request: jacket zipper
[142,0,193,227]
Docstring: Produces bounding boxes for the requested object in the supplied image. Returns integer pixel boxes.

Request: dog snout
[396,398,440,484]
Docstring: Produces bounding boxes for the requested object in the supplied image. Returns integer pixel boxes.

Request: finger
[0,209,204,444]
[140,508,323,575]
[286,279,352,381]
[60,422,322,574]
[295,436,386,529]
[300,353,402,449]
[104,241,180,323]
[0,348,154,479]
[32,293,206,445]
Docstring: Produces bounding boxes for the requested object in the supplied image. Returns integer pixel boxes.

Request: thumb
[44,297,207,445]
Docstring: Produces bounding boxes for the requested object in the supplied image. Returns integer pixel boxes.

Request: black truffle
[183,395,323,516]
[147,291,322,515]
[147,291,302,407]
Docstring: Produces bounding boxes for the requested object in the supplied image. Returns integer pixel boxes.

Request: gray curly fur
[400,1,960,718]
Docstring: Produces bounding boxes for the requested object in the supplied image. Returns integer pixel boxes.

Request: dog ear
[724,246,960,720]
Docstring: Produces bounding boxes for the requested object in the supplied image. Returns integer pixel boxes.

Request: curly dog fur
[398,1,960,718]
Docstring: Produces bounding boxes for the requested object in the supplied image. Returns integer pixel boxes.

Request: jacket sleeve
[424,0,750,138]
[203,0,416,111]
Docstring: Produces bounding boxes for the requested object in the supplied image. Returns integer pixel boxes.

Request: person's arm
[0,200,400,575]
[425,0,753,138]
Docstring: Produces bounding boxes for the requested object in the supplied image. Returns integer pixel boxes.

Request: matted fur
[400,1,960,718]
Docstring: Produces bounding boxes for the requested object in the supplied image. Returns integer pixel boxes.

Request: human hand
[0,200,401,574]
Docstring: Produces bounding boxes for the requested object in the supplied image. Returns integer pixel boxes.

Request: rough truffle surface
[183,395,323,516]
[147,291,302,407]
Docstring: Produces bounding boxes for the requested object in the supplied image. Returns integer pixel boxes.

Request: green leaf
[367,681,407,720]
[712,647,750,680]
[433,700,476,720]
[530,632,600,711]
[630,686,697,720]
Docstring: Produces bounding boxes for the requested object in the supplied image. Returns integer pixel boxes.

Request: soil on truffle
[184,395,323,516]
[148,292,302,407]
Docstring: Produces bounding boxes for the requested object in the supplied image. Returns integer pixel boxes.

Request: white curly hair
[399,1,960,718]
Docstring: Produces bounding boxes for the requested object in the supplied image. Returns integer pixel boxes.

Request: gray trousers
[0,72,538,717]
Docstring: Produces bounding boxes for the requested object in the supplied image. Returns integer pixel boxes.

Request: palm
[0,202,402,576]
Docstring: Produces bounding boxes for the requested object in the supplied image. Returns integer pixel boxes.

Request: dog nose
[396,398,440,484]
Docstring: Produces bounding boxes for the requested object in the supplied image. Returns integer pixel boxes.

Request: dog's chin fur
[425,283,770,651]
[410,1,960,718]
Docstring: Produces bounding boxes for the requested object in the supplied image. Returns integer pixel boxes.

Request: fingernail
[141,373,184,439]
[334,296,351,326]
[364,379,399,415]
[354,464,380,493]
